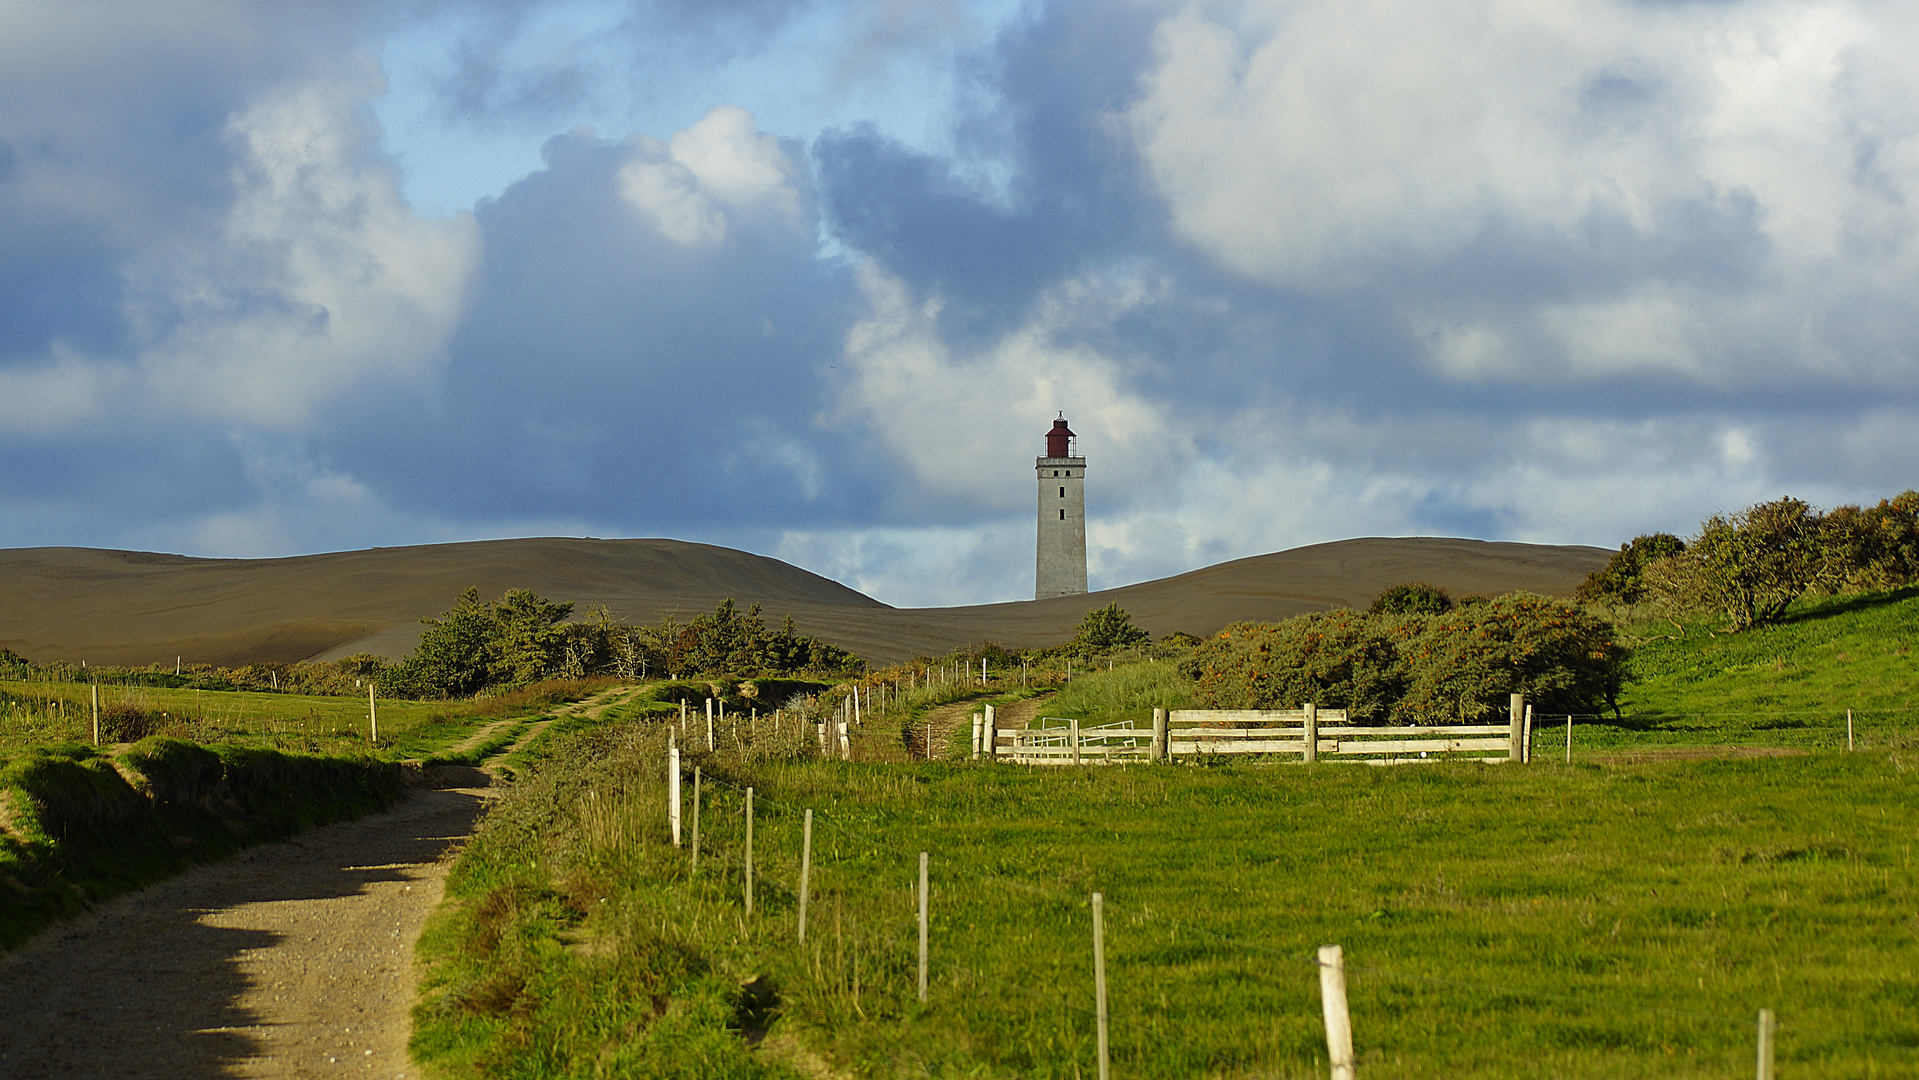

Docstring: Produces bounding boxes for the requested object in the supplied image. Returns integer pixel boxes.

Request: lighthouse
[1035,413,1088,599]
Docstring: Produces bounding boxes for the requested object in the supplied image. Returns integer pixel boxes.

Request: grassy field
[411,713,1919,1079]
[0,676,622,761]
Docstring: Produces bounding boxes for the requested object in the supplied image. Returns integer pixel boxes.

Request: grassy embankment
[410,711,1918,1079]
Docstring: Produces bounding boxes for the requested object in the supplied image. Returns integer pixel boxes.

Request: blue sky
[2,0,1915,606]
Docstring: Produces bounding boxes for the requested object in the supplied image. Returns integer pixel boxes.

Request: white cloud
[835,261,1188,514]
[1128,0,1919,386]
[618,105,804,246]
[122,63,480,430]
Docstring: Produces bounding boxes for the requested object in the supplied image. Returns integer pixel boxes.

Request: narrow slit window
[1059,509,1066,520]
[1060,487,1066,497]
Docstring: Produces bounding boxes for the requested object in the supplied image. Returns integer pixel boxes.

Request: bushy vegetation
[1182,594,1626,722]
[415,721,1919,1079]
[1368,581,1456,616]
[386,593,862,700]
[1583,491,1919,630]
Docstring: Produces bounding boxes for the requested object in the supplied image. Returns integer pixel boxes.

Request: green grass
[1041,659,1196,726]
[0,676,617,760]
[413,722,1919,1079]
[1554,587,1919,754]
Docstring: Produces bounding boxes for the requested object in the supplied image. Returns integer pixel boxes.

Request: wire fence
[630,753,1919,1078]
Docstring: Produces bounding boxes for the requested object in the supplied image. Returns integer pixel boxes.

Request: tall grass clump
[1042,660,1196,726]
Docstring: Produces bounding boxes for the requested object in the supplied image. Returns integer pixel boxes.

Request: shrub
[1181,596,1628,723]
[1182,610,1409,721]
[1576,533,1687,604]
[1071,602,1151,653]
[1395,593,1628,721]
[1369,582,1454,616]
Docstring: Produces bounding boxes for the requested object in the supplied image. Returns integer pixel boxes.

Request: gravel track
[0,781,491,1079]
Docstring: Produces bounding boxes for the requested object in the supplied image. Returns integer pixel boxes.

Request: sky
[1,0,1915,608]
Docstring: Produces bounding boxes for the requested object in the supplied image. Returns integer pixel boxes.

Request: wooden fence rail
[995,696,1530,766]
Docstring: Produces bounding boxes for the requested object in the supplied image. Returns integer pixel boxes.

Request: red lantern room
[1045,414,1075,458]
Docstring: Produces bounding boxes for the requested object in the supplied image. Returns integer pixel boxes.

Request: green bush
[1576,533,1687,604]
[1182,609,1411,721]
[1369,582,1454,616]
[1396,593,1627,721]
[1182,596,1628,722]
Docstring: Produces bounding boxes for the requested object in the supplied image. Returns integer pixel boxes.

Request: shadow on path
[0,786,488,1078]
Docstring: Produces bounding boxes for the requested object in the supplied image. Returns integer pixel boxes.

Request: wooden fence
[990,696,1533,766]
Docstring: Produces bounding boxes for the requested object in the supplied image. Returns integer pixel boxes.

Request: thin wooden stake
[745,786,755,916]
[707,697,715,751]
[1318,944,1355,1080]
[1071,717,1082,766]
[1565,713,1573,764]
[1847,709,1854,751]
[1523,703,1533,764]
[1756,1008,1776,1080]
[798,809,813,944]
[917,851,930,1003]
[668,745,682,846]
[368,682,379,745]
[1092,891,1110,1080]
[91,684,99,746]
[691,767,702,871]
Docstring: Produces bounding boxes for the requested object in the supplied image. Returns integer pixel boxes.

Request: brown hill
[0,536,1609,668]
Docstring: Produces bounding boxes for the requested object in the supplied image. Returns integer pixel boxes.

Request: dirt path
[907,692,1054,760]
[0,685,648,1079]
[0,781,490,1078]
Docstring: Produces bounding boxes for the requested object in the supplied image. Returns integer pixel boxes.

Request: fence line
[678,763,1905,1055]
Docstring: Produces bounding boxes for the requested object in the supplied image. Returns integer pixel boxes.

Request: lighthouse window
[1060,487,1066,497]
[1060,509,1066,519]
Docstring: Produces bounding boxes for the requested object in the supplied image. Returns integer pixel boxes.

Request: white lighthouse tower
[1035,413,1088,599]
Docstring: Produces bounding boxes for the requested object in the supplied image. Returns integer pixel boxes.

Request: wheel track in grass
[0,683,646,1078]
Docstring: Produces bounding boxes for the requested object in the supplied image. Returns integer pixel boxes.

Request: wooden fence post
[668,744,682,847]
[1756,1008,1776,1080]
[1071,717,1082,766]
[984,704,997,759]
[1523,704,1533,764]
[971,712,982,759]
[1508,694,1525,762]
[745,787,755,916]
[1092,891,1110,1080]
[798,809,813,944]
[367,683,379,745]
[1303,703,1319,763]
[91,684,100,746]
[1152,707,1168,762]
[1564,713,1573,764]
[707,697,715,751]
[1318,944,1355,1080]
[692,767,702,872]
[1848,709,1855,751]
[917,852,930,1003]
[838,720,850,760]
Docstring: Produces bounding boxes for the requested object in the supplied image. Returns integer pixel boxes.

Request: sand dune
[0,536,1609,668]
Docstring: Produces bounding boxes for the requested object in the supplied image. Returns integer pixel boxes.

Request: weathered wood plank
[1168,740,1310,754]
[1318,725,1510,737]
[1331,738,1509,754]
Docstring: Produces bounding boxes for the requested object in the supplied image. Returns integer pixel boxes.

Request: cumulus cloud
[618,105,805,245]
[1128,0,1919,387]
[126,66,480,428]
